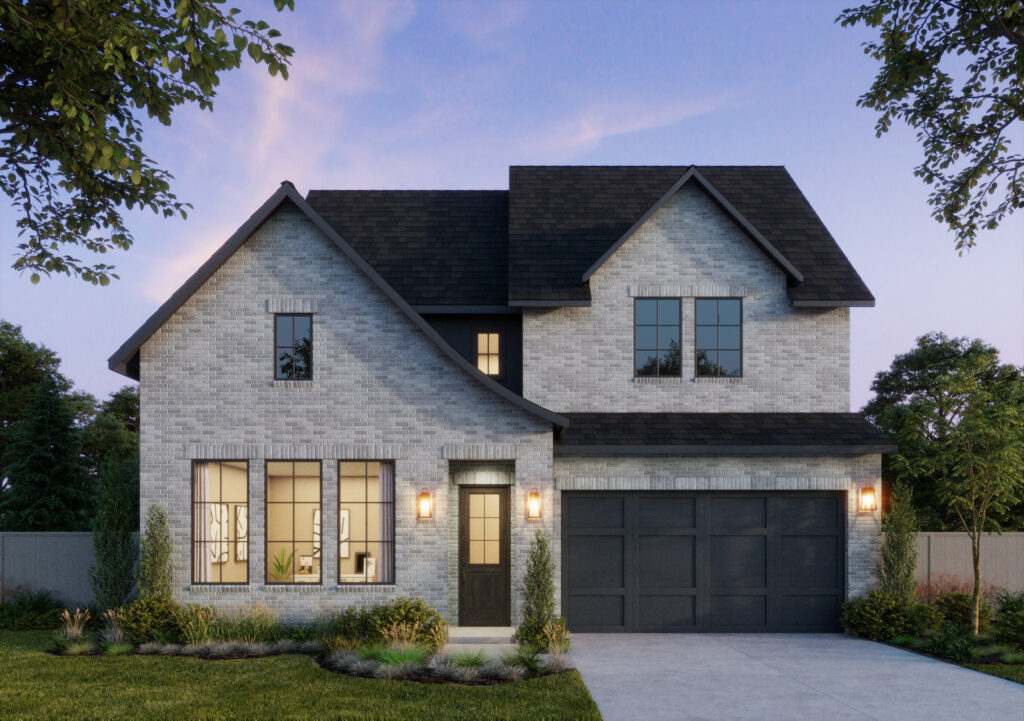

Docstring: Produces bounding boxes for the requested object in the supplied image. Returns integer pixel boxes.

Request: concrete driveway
[571,634,1023,721]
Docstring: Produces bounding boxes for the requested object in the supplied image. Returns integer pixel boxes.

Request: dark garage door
[563,492,845,632]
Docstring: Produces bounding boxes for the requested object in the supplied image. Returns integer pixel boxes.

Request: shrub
[1000,651,1024,663]
[992,608,1024,648]
[104,643,134,655]
[878,483,918,603]
[542,617,571,653]
[381,621,421,647]
[174,605,216,645]
[89,457,140,610]
[927,623,978,663]
[137,505,172,600]
[0,587,64,629]
[500,645,542,675]
[210,604,282,643]
[840,591,915,641]
[451,649,487,668]
[916,574,999,604]
[905,602,945,633]
[995,590,1024,616]
[379,645,428,668]
[515,530,556,649]
[121,596,181,643]
[935,591,993,632]
[364,597,446,651]
[357,644,387,661]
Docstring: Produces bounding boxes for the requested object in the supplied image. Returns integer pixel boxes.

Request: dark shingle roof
[555,413,895,456]
[306,190,508,306]
[508,166,873,305]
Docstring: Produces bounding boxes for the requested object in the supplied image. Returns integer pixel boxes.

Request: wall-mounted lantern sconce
[527,488,542,519]
[417,490,433,520]
[859,485,878,513]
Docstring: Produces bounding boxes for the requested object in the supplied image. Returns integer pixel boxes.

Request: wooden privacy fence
[0,532,96,606]
[915,532,1024,593]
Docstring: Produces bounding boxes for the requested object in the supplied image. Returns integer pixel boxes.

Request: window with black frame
[338,461,395,584]
[695,298,742,377]
[275,314,312,380]
[634,298,681,377]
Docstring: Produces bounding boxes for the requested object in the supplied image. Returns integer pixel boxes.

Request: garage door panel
[639,496,695,528]
[781,535,839,588]
[779,496,840,530]
[639,535,695,589]
[710,535,767,588]
[638,595,696,629]
[711,594,767,628]
[567,535,623,588]
[781,594,841,628]
[710,497,766,528]
[566,496,624,528]
[568,594,624,629]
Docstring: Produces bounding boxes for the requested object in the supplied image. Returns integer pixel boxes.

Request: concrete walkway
[571,633,1023,721]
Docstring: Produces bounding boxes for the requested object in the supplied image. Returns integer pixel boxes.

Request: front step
[447,626,515,644]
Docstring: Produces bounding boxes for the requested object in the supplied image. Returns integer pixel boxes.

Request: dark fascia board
[554,443,897,457]
[580,166,804,284]
[791,299,876,308]
[414,305,521,314]
[108,182,569,428]
[508,299,592,308]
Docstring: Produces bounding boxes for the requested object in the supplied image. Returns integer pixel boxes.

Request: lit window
[275,314,312,380]
[338,462,395,584]
[192,461,248,584]
[695,298,742,377]
[477,333,500,375]
[266,462,321,584]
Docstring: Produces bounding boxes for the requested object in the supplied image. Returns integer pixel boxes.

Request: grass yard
[0,631,601,721]
[966,663,1024,685]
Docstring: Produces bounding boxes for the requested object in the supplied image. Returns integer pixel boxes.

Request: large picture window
[695,298,742,377]
[266,461,321,584]
[193,461,249,584]
[338,461,395,584]
[634,298,681,377]
[275,314,312,380]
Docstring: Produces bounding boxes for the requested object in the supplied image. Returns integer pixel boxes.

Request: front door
[459,486,510,626]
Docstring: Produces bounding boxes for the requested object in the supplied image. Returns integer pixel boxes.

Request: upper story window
[634,298,681,377]
[477,332,500,376]
[695,298,742,377]
[192,461,248,584]
[275,314,312,380]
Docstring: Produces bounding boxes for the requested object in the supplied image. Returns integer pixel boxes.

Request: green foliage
[173,605,216,645]
[120,596,181,644]
[996,590,1024,616]
[357,644,387,661]
[380,645,429,668]
[363,597,447,652]
[0,588,64,630]
[270,548,294,582]
[993,608,1024,648]
[514,530,557,650]
[1000,651,1024,664]
[138,506,173,600]
[927,623,978,663]
[89,456,140,610]
[837,1,1024,249]
[0,1,296,285]
[935,591,994,632]
[82,387,140,479]
[0,377,92,531]
[905,601,945,633]
[500,645,543,675]
[840,591,918,641]
[451,649,487,669]
[879,483,918,602]
[211,605,282,644]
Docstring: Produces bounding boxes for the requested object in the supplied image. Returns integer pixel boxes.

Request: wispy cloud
[442,1,528,45]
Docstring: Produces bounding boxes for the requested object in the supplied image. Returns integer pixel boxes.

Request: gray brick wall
[555,454,882,598]
[522,183,851,412]
[140,205,553,623]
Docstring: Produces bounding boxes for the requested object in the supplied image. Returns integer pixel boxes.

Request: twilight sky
[1,0,1021,410]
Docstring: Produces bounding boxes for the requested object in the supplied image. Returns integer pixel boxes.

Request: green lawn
[966,663,1024,685]
[0,631,601,721]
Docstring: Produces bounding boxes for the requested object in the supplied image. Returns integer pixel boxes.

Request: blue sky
[1,0,1021,409]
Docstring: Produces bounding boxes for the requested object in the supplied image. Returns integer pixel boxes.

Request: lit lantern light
[417,490,433,519]
[527,489,542,519]
[859,485,878,513]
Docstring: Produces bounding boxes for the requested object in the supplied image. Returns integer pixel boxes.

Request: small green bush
[451,649,487,668]
[905,602,945,633]
[934,591,993,632]
[992,607,1024,648]
[364,597,446,651]
[927,623,978,663]
[995,590,1024,616]
[840,591,915,641]
[121,596,182,643]
[515,531,556,650]
[380,645,428,668]
[174,605,216,645]
[1000,651,1024,663]
[500,645,542,675]
[137,505,172,600]
[0,588,64,630]
[210,604,282,643]
[357,644,387,661]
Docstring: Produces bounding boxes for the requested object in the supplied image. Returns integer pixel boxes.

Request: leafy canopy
[838,1,1024,250]
[0,0,295,285]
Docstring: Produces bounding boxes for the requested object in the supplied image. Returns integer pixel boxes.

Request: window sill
[186,584,250,592]
[269,380,314,389]
[633,376,685,385]
[692,376,743,384]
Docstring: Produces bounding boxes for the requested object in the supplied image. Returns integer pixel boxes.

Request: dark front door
[459,486,510,626]
[563,491,845,632]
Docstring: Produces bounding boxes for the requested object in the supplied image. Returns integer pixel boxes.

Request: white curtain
[378,463,395,583]
[235,506,248,561]
[194,462,214,582]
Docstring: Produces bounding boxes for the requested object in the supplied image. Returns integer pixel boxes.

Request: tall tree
[838,1,1024,250]
[1,0,295,285]
[0,319,72,434]
[83,386,139,473]
[0,376,92,531]
[863,332,1024,530]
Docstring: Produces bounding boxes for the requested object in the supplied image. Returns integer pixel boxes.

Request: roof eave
[554,443,897,457]
[791,298,876,308]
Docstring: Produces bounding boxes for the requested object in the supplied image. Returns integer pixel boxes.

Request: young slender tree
[515,530,556,649]
[878,482,919,603]
[90,456,140,609]
[138,505,173,599]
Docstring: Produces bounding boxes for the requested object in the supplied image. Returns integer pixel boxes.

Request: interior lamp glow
[527,489,542,519]
[859,485,877,513]
[417,490,432,520]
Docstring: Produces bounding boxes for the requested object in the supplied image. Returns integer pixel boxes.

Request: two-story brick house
[109,166,893,632]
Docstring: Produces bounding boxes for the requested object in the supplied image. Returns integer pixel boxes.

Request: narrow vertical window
[476,333,500,376]
[266,461,321,584]
[275,314,312,380]
[338,461,395,584]
[193,461,249,584]
[695,298,742,377]
[634,298,681,377]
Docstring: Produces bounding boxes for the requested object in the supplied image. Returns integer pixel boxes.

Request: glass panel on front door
[468,492,501,564]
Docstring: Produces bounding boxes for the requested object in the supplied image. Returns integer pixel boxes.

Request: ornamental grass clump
[53,608,92,653]
[379,644,428,668]
[451,649,487,669]
[211,604,282,643]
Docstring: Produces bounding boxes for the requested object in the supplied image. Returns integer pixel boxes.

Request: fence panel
[0,532,96,606]
[915,532,1024,593]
